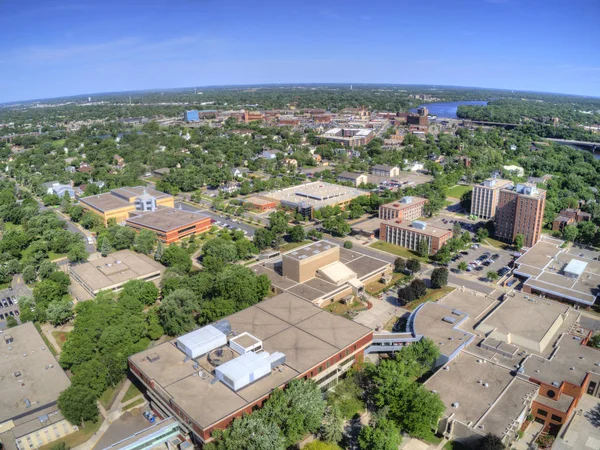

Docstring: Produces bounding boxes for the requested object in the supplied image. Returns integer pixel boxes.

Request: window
[326,361,330,368]
[537,409,548,417]
[319,366,323,373]
[546,389,556,398]
[551,414,562,423]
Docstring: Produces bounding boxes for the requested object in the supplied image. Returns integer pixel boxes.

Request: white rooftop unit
[229,332,263,355]
[401,196,413,204]
[412,220,427,230]
[564,259,588,278]
[176,325,227,359]
[216,351,286,391]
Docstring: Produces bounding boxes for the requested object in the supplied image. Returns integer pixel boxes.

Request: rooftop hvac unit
[176,325,228,359]
[147,353,160,363]
[412,220,427,230]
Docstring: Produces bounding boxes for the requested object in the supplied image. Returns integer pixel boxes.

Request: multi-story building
[0,323,76,450]
[243,110,264,123]
[470,178,514,220]
[337,171,368,187]
[128,291,373,446]
[184,110,199,122]
[552,208,591,231]
[79,186,174,225]
[495,183,546,248]
[379,196,428,221]
[406,114,429,127]
[125,209,212,244]
[371,164,400,178]
[380,220,452,255]
[319,128,374,147]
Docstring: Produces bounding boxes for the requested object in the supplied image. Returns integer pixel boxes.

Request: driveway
[354,294,406,331]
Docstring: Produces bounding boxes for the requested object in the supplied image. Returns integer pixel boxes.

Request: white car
[87,236,94,245]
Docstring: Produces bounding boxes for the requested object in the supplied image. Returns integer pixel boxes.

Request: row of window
[536,408,562,423]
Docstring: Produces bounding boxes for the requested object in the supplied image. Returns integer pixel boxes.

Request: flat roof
[284,240,338,261]
[380,196,428,211]
[126,208,210,232]
[70,250,165,293]
[425,352,538,432]
[382,219,452,237]
[0,323,71,423]
[337,171,365,180]
[243,196,275,206]
[523,333,600,387]
[263,181,366,209]
[80,186,172,213]
[129,292,371,429]
[475,293,570,351]
[515,239,600,305]
[437,289,499,330]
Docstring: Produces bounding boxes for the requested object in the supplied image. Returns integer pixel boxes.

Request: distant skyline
[1,0,599,103]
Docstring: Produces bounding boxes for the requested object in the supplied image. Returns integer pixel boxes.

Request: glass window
[551,414,562,423]
[537,409,548,417]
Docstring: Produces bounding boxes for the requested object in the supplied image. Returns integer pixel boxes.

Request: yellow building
[79,186,174,225]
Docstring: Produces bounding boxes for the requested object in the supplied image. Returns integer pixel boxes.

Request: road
[174,201,257,237]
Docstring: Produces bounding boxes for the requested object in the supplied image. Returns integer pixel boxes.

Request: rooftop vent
[13,371,21,377]
[442,316,456,324]
[452,402,459,408]
[4,335,13,344]
[147,353,160,363]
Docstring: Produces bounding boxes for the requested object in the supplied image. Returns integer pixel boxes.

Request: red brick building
[495,183,546,248]
[379,196,428,221]
[552,208,592,231]
[125,208,212,244]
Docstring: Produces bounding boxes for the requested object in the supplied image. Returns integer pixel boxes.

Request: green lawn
[35,323,58,356]
[122,383,142,403]
[482,237,509,249]
[444,440,470,450]
[370,241,428,262]
[39,419,103,450]
[446,185,472,199]
[278,240,311,253]
[51,139,66,148]
[123,398,145,411]
[51,331,69,349]
[405,286,455,311]
[144,176,161,183]
[99,380,125,409]
[48,252,67,261]
[365,272,407,295]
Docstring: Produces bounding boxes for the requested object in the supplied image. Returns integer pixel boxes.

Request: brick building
[125,209,212,244]
[378,196,428,221]
[470,178,514,220]
[495,183,546,248]
[551,208,592,231]
[380,220,451,255]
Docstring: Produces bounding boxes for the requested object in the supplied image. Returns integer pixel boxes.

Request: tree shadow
[584,403,600,428]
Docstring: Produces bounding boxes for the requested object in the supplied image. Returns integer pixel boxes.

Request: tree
[513,234,524,251]
[6,316,18,328]
[406,258,421,273]
[476,227,489,242]
[134,229,158,254]
[394,257,406,273]
[57,385,99,426]
[33,279,66,306]
[589,334,600,349]
[289,225,305,243]
[254,228,275,250]
[397,285,416,306]
[158,289,199,336]
[70,358,108,397]
[46,300,74,326]
[161,245,192,272]
[22,265,37,284]
[487,271,500,281]
[452,222,462,239]
[358,419,402,450]
[458,261,468,272]
[431,267,448,289]
[304,442,341,450]
[268,211,290,235]
[562,224,578,242]
[39,261,58,279]
[67,242,89,263]
[320,405,343,444]
[100,239,112,257]
[154,240,164,261]
[343,240,353,249]
[410,279,427,298]
[206,414,285,450]
[50,442,69,450]
[80,212,102,230]
[417,239,429,257]
[480,433,505,450]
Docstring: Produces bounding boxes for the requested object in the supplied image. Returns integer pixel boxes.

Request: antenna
[129,95,132,105]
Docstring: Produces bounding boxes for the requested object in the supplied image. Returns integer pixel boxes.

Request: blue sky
[1,0,599,103]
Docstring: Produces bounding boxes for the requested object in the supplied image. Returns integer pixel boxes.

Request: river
[410,100,488,119]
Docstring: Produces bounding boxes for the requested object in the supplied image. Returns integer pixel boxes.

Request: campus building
[68,250,166,301]
[378,196,428,221]
[470,178,514,220]
[128,292,373,445]
[336,171,368,187]
[184,110,199,122]
[379,220,452,255]
[0,323,76,450]
[514,237,600,306]
[125,209,212,244]
[242,196,277,211]
[551,208,591,232]
[80,186,175,225]
[495,183,546,248]
[319,128,374,147]
[371,164,400,178]
[251,241,391,306]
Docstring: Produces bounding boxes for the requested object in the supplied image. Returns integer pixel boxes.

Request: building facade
[552,208,591,231]
[379,196,428,221]
[371,164,400,178]
[495,184,546,248]
[337,172,368,187]
[380,220,451,255]
[470,179,514,220]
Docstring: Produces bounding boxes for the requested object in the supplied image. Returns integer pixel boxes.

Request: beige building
[470,179,513,220]
[371,164,400,178]
[380,220,452,255]
[282,242,341,283]
[68,250,166,301]
[0,323,76,450]
[337,171,368,187]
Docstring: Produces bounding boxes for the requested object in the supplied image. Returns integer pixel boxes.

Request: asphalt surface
[175,201,257,237]
[0,274,33,329]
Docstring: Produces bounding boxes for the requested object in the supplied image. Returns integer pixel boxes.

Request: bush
[406,258,421,273]
[394,257,406,273]
[431,267,448,289]
[343,241,353,249]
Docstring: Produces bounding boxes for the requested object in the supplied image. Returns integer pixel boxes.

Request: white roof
[318,261,357,285]
[217,351,270,384]
[176,325,226,359]
[564,259,588,277]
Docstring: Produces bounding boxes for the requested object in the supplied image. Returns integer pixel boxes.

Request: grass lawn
[365,272,407,295]
[370,241,428,262]
[51,139,66,148]
[99,380,125,409]
[482,237,509,249]
[421,432,443,445]
[52,331,69,349]
[35,323,58,356]
[4,222,23,232]
[144,176,161,183]
[446,184,472,199]
[278,240,311,253]
[39,419,103,450]
[123,398,145,411]
[324,299,367,316]
[48,252,67,261]
[444,440,470,450]
[405,286,455,311]
[122,383,142,403]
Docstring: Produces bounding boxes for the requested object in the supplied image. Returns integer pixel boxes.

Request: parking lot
[448,244,515,283]
[0,290,20,322]
[175,201,257,237]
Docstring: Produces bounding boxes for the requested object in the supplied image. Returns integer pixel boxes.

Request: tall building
[470,178,514,220]
[495,183,546,248]
[379,196,428,221]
